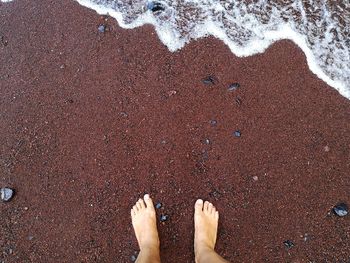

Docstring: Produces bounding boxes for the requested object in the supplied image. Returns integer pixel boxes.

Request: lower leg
[194,199,229,263]
[131,194,161,263]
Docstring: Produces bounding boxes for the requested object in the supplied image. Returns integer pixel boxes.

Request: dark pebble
[130,255,137,262]
[1,36,8,47]
[160,214,169,222]
[203,138,210,145]
[98,24,106,33]
[333,203,348,217]
[202,76,216,85]
[1,187,14,202]
[235,97,242,106]
[147,2,165,12]
[228,82,240,91]
[155,202,162,209]
[233,130,241,137]
[283,240,294,249]
[210,120,217,126]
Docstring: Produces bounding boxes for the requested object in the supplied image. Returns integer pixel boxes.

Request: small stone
[324,145,330,152]
[252,176,258,181]
[210,120,217,126]
[147,2,165,12]
[235,97,242,106]
[1,187,14,202]
[233,130,241,137]
[203,138,210,145]
[228,82,240,91]
[60,64,65,69]
[202,76,216,85]
[155,202,162,209]
[120,111,128,117]
[98,24,106,33]
[160,214,169,222]
[333,203,348,217]
[1,36,8,47]
[130,255,137,262]
[283,240,294,249]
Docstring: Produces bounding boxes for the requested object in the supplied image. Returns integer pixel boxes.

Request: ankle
[140,240,160,251]
[195,244,215,261]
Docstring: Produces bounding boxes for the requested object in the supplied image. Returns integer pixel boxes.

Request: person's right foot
[194,199,219,258]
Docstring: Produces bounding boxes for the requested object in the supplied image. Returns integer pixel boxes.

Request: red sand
[1,0,350,262]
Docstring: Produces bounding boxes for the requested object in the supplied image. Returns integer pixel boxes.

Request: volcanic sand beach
[1,0,350,262]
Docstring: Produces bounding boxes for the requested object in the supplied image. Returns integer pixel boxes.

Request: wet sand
[1,0,350,262]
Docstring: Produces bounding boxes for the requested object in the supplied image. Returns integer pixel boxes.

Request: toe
[144,194,155,210]
[131,209,136,217]
[208,203,213,214]
[137,199,145,210]
[133,205,138,212]
[215,211,219,220]
[195,199,204,213]
[204,201,210,212]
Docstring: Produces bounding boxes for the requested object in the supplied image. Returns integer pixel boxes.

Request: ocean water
[2,0,350,99]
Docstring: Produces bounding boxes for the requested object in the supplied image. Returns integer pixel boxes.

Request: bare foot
[131,194,160,250]
[194,199,219,258]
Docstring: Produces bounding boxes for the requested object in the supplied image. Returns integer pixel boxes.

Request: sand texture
[1,0,350,262]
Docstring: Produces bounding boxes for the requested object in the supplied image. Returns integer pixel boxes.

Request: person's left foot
[131,194,160,250]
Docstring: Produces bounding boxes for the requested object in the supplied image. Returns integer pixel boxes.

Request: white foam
[1,0,14,2]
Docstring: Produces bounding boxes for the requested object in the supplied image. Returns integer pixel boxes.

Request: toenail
[196,199,203,204]
[144,194,150,199]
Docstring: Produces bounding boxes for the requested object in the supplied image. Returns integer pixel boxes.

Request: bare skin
[194,199,229,263]
[131,195,229,263]
[131,194,161,263]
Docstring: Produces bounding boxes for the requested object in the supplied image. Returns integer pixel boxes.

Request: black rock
[333,203,348,217]
[160,214,169,222]
[235,97,242,106]
[228,82,240,91]
[202,76,216,85]
[147,2,165,12]
[1,187,14,202]
[210,120,217,126]
[155,202,162,209]
[98,24,106,33]
[283,240,294,249]
[233,130,241,137]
